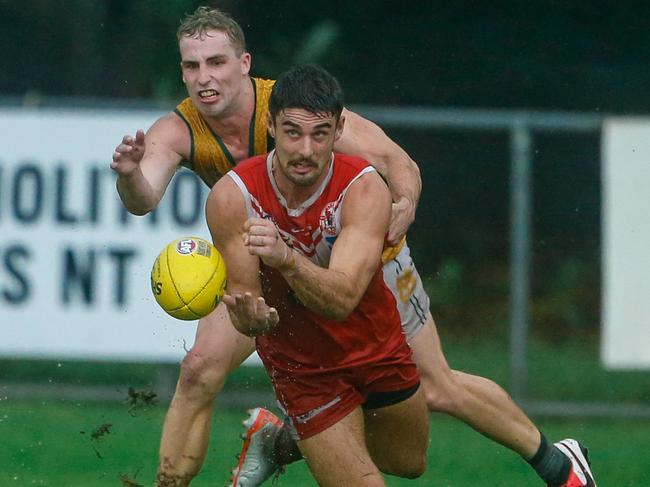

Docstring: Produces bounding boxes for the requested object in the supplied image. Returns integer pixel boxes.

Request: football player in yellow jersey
[112,7,595,487]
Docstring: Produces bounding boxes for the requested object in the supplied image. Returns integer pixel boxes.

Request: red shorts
[269,353,420,440]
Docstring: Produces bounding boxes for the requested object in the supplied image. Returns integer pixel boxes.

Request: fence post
[509,122,533,402]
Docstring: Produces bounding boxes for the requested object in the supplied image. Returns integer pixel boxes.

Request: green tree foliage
[3,0,650,112]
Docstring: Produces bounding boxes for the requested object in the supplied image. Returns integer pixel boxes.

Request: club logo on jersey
[176,238,197,255]
[319,202,338,238]
[396,267,417,302]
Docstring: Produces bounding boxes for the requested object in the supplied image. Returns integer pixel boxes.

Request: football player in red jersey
[218,65,596,487]
[207,64,428,487]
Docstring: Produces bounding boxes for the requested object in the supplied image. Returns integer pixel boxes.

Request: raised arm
[333,108,422,245]
[206,176,279,336]
[111,113,189,215]
[245,170,392,321]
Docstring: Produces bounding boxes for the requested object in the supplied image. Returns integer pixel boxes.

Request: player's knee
[176,349,227,399]
[412,455,427,479]
[420,369,464,413]
[402,455,427,479]
[423,387,457,413]
[383,453,426,479]
[376,438,427,479]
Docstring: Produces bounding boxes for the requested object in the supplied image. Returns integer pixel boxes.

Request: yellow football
[150,237,227,321]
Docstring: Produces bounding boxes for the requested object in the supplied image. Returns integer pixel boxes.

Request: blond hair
[177,6,246,55]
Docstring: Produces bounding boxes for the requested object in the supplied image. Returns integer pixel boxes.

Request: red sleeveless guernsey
[227,152,411,376]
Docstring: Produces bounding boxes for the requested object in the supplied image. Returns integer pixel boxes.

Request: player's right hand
[111,129,146,175]
[243,217,290,269]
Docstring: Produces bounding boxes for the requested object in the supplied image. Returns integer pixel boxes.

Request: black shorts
[362,381,420,410]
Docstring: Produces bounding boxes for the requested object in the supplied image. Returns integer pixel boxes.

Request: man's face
[269,108,344,188]
[179,30,251,118]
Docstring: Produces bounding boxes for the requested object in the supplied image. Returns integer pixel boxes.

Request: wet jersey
[174,77,275,187]
[227,151,412,377]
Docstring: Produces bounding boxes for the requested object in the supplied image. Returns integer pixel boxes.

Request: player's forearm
[385,154,421,208]
[279,250,362,321]
[116,170,160,215]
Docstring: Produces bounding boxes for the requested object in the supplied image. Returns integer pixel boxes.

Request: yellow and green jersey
[174,77,275,187]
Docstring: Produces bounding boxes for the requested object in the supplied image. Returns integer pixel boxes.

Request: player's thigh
[363,387,428,476]
[189,302,256,374]
[297,407,385,487]
[382,243,430,342]
[408,313,456,393]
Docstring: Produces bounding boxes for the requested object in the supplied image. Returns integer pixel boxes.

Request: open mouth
[198,89,219,99]
[291,162,316,174]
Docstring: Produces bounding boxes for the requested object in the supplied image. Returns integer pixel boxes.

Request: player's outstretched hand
[387,196,416,246]
[222,292,279,336]
[111,129,146,176]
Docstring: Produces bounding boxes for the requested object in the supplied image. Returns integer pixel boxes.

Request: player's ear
[240,52,251,75]
[334,114,345,141]
[267,112,275,139]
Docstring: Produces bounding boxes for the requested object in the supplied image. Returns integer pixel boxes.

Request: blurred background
[5,1,650,110]
[1,1,649,486]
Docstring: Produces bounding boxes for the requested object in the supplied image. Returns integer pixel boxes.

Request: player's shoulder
[334,153,374,172]
[231,153,268,177]
[169,97,202,129]
[334,153,387,197]
[156,109,190,129]
[143,108,191,157]
[252,77,276,89]
[209,156,263,216]
[146,97,192,133]
[173,97,195,114]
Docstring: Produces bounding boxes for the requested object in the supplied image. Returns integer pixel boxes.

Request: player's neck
[204,77,255,139]
[272,157,332,210]
[280,188,312,209]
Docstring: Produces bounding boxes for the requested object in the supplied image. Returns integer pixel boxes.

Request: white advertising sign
[602,118,650,369]
[0,107,229,363]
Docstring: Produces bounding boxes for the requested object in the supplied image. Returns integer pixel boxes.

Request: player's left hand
[243,217,290,268]
[222,292,279,336]
[387,196,416,246]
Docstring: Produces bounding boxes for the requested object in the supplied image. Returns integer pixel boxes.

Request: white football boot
[229,408,283,487]
[552,439,597,487]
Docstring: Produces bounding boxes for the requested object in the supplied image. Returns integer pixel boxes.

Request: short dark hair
[177,6,246,56]
[269,65,344,122]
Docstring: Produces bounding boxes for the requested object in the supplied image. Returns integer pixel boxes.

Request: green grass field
[1,398,649,486]
[2,336,649,486]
